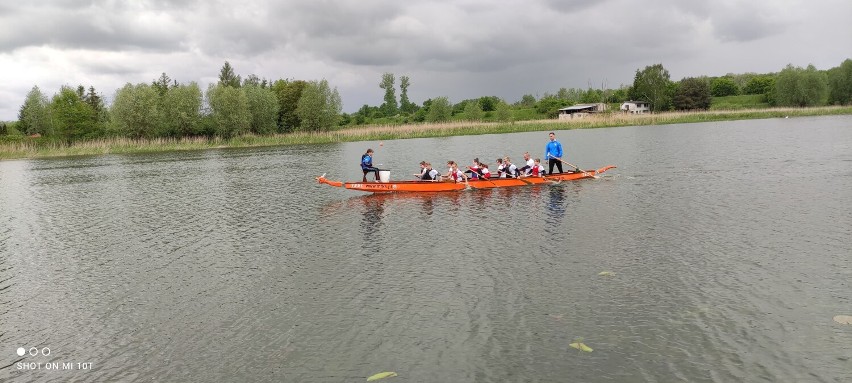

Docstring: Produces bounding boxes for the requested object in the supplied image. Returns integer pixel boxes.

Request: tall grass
[2,106,850,160]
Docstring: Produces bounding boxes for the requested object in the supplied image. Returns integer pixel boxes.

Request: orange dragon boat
[316,165,616,193]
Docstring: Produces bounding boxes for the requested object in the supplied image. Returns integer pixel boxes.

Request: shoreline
[2,106,850,160]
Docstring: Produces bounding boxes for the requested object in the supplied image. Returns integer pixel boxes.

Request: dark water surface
[1,116,851,382]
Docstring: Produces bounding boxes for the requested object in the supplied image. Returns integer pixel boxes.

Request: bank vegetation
[2,106,849,160]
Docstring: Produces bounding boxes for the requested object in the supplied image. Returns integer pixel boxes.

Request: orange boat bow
[316,174,344,188]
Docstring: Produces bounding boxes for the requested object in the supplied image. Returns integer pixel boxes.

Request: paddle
[547,154,584,172]
[547,155,599,179]
[467,174,500,189]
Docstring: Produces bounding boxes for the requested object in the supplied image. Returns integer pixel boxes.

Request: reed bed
[2,106,850,160]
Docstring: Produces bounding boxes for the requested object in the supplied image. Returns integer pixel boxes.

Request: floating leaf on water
[598,271,615,276]
[367,371,398,381]
[834,315,852,325]
[569,342,594,352]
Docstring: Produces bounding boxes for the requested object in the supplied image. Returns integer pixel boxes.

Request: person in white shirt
[495,158,506,178]
[443,161,468,183]
[421,162,439,181]
[518,152,535,175]
[503,156,518,178]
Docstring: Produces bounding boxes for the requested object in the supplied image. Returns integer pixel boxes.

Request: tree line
[7,59,852,141]
[14,61,341,140]
[629,59,852,112]
[343,59,851,126]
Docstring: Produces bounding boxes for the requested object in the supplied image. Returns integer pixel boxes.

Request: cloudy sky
[1,0,850,120]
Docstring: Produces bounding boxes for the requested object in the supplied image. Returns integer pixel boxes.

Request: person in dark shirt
[360,149,380,182]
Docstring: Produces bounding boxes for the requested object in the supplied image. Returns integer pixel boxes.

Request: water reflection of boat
[316,165,615,193]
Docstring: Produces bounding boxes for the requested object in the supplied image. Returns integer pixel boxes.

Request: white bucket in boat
[378,170,391,183]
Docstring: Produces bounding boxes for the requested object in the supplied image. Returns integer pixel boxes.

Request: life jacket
[360,154,372,170]
[421,168,436,180]
[506,163,518,177]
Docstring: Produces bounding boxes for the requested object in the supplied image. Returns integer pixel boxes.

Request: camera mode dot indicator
[17,347,26,356]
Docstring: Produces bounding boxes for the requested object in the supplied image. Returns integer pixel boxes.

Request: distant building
[620,101,650,114]
[557,103,607,120]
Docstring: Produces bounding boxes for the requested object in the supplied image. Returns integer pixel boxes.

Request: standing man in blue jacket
[544,132,564,174]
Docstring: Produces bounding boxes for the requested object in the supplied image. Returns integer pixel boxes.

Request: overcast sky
[1,0,850,120]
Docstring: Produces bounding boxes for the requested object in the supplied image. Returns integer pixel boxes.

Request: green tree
[218,61,241,88]
[206,84,250,137]
[379,72,398,116]
[17,86,53,135]
[426,96,451,122]
[608,86,630,103]
[673,77,711,110]
[452,99,471,115]
[51,86,100,140]
[464,100,483,121]
[556,88,578,102]
[111,83,161,138]
[296,79,341,131]
[243,74,262,88]
[162,82,203,136]
[742,75,775,95]
[478,96,500,112]
[580,88,603,103]
[399,75,416,114]
[535,95,569,118]
[271,79,307,132]
[83,86,109,130]
[152,72,172,96]
[710,77,740,97]
[630,63,673,112]
[244,85,279,134]
[775,64,828,107]
[517,94,536,107]
[495,101,512,122]
[827,59,852,105]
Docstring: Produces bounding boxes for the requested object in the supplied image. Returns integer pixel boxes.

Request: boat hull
[317,165,615,193]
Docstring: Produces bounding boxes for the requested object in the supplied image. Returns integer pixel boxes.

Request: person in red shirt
[479,163,492,179]
[443,161,468,183]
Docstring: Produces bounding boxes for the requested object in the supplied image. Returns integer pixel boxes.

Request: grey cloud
[0,5,184,52]
[0,0,850,120]
[710,12,782,42]
[539,0,613,13]
[77,61,141,76]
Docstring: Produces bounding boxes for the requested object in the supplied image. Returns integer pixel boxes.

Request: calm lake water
[1,116,851,382]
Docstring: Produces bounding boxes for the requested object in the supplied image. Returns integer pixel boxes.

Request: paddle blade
[367,371,398,381]
[569,342,594,352]
[834,315,852,325]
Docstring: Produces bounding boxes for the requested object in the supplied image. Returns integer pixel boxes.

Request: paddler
[420,162,439,181]
[443,161,468,183]
[360,148,380,182]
